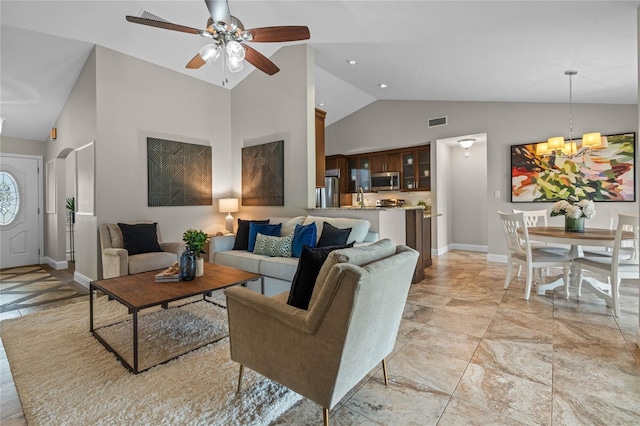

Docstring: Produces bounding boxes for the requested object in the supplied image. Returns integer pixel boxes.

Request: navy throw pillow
[317,222,352,247]
[248,223,282,252]
[291,222,317,258]
[233,219,269,250]
[287,242,354,310]
[117,223,162,256]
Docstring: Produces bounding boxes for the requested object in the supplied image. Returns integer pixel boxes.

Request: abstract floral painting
[511,132,635,202]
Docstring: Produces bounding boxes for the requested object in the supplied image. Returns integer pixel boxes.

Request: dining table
[524,226,635,298]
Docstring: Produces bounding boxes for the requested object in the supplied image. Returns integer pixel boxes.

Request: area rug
[0,297,302,425]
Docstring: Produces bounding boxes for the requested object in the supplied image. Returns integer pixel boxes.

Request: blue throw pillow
[248,223,282,252]
[291,223,317,258]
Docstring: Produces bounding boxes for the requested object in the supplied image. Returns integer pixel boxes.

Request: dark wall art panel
[242,140,284,206]
[511,132,636,202]
[147,137,212,206]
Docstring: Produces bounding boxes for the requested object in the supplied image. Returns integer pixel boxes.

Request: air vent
[139,9,170,23]
[428,116,447,128]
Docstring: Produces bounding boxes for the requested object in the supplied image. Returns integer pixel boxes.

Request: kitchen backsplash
[349,191,432,207]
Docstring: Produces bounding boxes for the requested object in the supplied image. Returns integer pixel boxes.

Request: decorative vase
[565,216,585,233]
[195,257,204,277]
[180,249,196,281]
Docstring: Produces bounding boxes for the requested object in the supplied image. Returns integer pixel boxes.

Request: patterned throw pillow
[253,233,293,258]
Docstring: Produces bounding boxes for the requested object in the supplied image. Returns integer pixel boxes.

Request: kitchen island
[307,207,441,283]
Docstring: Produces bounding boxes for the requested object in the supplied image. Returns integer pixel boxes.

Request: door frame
[0,153,44,267]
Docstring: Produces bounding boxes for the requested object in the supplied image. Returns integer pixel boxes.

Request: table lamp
[219,198,239,233]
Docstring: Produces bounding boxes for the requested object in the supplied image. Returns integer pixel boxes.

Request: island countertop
[307,206,441,218]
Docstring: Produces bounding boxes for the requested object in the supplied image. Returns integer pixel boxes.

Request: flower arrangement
[550,199,596,219]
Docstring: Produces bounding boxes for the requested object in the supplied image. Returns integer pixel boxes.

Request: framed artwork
[147,137,212,206]
[242,140,284,206]
[511,132,635,202]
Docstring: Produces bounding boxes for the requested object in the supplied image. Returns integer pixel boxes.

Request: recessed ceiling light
[378,83,388,88]
[317,102,325,107]
[347,59,357,65]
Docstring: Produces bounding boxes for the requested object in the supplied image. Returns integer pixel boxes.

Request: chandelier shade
[582,132,602,148]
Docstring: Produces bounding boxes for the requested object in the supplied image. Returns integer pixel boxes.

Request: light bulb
[226,40,245,62]
[228,57,244,73]
[199,44,221,64]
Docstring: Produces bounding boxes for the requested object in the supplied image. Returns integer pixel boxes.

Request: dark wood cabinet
[315,108,327,187]
[423,216,432,267]
[347,155,371,192]
[405,209,425,283]
[325,154,349,199]
[371,153,401,173]
[401,146,430,191]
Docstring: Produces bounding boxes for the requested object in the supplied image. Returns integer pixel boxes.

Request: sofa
[209,215,379,295]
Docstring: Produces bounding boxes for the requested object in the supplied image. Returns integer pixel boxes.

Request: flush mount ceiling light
[378,83,388,88]
[317,102,325,107]
[458,138,475,158]
[347,59,357,65]
[538,70,602,158]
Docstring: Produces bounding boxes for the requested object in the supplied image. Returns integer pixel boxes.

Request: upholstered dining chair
[224,239,419,425]
[574,214,639,317]
[499,211,571,300]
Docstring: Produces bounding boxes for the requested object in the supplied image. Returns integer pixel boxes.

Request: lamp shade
[582,132,602,148]
[561,141,577,156]
[218,198,239,213]
[547,136,565,150]
[536,142,549,156]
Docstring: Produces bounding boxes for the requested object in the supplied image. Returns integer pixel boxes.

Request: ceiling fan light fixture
[199,43,221,64]
[227,57,244,73]
[226,40,245,62]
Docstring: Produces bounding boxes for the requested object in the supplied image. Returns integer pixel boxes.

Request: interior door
[0,155,40,268]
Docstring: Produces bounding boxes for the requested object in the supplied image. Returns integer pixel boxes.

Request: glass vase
[180,249,196,281]
[565,216,585,233]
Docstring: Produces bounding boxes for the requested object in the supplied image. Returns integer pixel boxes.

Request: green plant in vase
[182,229,209,256]
[66,197,75,223]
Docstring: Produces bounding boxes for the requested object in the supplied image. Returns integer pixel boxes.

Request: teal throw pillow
[253,233,293,258]
[291,222,317,257]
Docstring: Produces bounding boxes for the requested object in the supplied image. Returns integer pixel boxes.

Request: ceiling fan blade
[186,54,206,69]
[243,45,280,75]
[244,26,310,42]
[126,16,201,35]
[205,0,231,25]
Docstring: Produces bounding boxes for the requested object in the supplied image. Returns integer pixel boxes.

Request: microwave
[371,171,400,191]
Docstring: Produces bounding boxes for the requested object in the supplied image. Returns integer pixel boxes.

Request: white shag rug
[0,296,302,425]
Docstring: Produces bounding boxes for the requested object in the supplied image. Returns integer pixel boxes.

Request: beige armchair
[99,222,184,279]
[224,239,419,425]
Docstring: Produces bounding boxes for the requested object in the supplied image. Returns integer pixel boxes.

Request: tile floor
[1,251,639,425]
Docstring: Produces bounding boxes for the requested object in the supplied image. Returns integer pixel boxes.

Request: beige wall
[230,44,315,219]
[0,136,46,157]
[326,100,638,258]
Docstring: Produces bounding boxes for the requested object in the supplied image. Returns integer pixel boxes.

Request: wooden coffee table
[89,262,260,373]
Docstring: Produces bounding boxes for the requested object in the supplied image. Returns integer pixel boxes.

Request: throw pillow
[316,222,352,247]
[291,222,317,258]
[253,233,293,258]
[233,219,269,250]
[117,223,162,256]
[248,223,282,252]
[287,242,354,310]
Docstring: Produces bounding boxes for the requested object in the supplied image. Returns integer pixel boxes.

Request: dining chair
[499,211,571,300]
[574,214,639,317]
[582,210,638,259]
[512,208,569,277]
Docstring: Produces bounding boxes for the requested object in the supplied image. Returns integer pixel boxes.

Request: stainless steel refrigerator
[316,176,340,207]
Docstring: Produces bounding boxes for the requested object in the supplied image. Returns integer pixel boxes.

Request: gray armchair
[224,239,419,425]
[99,222,184,279]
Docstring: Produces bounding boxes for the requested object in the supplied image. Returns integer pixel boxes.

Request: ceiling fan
[126,0,310,82]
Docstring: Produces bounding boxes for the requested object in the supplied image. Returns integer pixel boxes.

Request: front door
[0,155,40,268]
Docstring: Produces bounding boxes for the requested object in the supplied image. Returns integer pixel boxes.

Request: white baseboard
[450,244,488,253]
[487,254,508,263]
[44,257,68,270]
[434,245,451,256]
[73,271,92,289]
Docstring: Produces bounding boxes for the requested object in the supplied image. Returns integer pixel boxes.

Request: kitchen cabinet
[325,154,349,197]
[315,108,327,187]
[401,146,430,191]
[371,153,401,173]
[347,156,371,192]
[405,209,425,283]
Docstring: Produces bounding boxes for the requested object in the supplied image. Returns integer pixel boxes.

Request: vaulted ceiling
[1,1,638,141]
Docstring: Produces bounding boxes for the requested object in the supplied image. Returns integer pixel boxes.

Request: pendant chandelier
[537,70,603,157]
